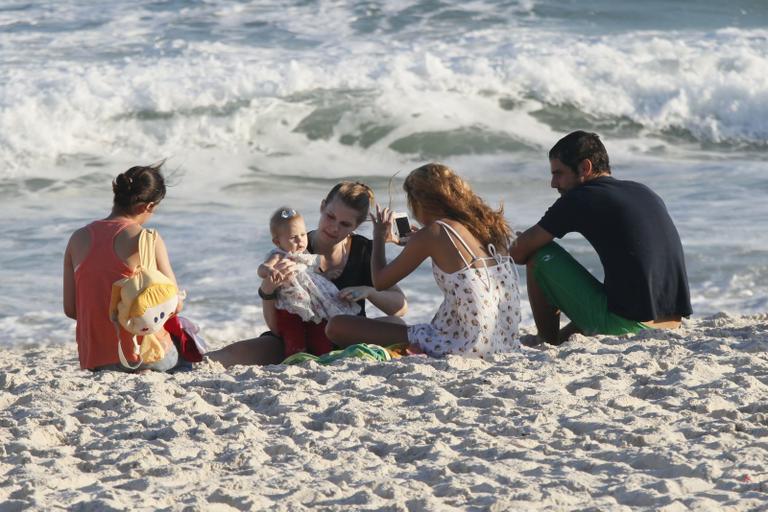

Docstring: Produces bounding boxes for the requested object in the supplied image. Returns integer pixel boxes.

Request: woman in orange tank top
[63,163,182,371]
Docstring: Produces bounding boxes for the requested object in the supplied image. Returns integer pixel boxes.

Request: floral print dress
[270,249,361,323]
[407,221,521,358]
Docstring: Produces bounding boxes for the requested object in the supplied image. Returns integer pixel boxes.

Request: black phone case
[395,216,411,236]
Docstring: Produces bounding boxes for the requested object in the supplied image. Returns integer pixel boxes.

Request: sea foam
[1,20,767,177]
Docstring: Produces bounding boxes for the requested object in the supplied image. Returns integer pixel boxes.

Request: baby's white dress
[269,249,361,323]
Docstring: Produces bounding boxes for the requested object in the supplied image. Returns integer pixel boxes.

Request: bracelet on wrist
[258,286,278,300]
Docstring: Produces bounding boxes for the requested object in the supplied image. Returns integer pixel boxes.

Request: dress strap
[487,243,505,265]
[435,220,477,269]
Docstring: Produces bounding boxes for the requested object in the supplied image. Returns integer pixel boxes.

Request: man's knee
[528,242,564,285]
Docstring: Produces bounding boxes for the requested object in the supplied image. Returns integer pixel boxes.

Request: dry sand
[1,313,767,511]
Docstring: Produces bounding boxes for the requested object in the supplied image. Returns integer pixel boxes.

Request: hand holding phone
[394,214,412,238]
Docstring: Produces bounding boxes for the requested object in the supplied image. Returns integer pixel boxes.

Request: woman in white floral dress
[326,163,521,359]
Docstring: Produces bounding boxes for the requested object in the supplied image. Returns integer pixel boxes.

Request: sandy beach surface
[1,313,767,511]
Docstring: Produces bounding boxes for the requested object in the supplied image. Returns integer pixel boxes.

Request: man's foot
[520,334,545,347]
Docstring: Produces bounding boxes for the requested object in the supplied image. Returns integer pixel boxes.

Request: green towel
[282,343,392,365]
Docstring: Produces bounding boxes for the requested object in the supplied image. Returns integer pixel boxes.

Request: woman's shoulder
[348,233,372,260]
[431,218,500,254]
[117,223,147,244]
[67,225,92,251]
[424,219,460,238]
[438,218,510,257]
[350,232,372,245]
[349,232,370,241]
[434,218,464,231]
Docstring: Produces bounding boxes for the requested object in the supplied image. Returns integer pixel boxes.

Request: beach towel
[282,343,421,365]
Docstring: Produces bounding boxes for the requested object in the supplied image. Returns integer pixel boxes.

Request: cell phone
[394,215,412,237]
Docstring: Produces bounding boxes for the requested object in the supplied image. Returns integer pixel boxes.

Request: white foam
[2,10,767,177]
[1,2,766,345]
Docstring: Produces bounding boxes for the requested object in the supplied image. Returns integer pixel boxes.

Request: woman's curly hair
[404,163,512,251]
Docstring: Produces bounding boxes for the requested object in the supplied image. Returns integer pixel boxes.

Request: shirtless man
[510,131,692,344]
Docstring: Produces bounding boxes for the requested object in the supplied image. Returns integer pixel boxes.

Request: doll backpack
[109,229,178,369]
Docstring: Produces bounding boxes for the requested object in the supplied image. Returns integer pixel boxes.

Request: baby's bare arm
[257,252,283,279]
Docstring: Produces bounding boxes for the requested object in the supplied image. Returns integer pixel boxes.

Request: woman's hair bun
[112,163,167,211]
[112,173,134,194]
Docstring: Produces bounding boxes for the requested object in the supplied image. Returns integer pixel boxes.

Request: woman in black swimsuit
[208,182,407,366]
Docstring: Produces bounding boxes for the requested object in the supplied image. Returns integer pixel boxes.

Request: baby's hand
[270,258,297,283]
[259,252,285,276]
[266,267,283,282]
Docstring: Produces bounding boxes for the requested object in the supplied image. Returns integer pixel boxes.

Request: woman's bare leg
[206,334,285,368]
[374,315,406,325]
[325,315,409,348]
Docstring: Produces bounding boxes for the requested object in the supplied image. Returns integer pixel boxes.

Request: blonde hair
[269,206,303,237]
[129,283,178,318]
[404,163,512,250]
[323,181,374,225]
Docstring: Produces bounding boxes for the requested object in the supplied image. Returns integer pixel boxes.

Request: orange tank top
[74,219,171,369]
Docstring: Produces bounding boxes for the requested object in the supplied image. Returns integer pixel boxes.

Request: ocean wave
[1,21,767,176]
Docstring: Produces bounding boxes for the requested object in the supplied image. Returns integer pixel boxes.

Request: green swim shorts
[531,242,648,336]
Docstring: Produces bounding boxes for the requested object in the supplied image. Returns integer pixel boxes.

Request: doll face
[274,217,308,254]
[125,295,178,335]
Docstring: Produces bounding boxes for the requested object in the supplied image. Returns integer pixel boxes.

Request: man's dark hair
[549,131,611,175]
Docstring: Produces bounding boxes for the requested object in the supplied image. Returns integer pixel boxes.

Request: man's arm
[509,225,554,265]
